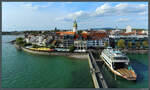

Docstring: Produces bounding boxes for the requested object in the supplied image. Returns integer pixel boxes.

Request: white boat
[100,47,137,80]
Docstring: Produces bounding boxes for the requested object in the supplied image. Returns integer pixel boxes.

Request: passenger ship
[100,47,137,80]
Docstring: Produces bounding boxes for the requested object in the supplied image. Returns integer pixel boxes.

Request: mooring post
[115,74,116,80]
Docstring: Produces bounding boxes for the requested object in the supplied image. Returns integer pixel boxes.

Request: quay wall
[122,49,148,54]
[14,44,21,50]
[88,54,100,88]
[20,47,88,59]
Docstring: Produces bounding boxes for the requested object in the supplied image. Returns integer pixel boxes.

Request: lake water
[2,35,148,88]
[2,35,94,88]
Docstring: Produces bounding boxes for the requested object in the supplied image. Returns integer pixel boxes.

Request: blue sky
[2,2,148,31]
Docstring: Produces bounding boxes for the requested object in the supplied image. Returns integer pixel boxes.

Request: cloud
[56,10,89,21]
[20,3,52,10]
[117,18,130,22]
[95,3,112,15]
[58,3,147,22]
[95,3,148,16]
[138,11,147,15]
[20,3,38,10]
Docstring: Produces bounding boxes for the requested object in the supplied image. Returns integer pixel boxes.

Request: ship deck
[117,68,137,80]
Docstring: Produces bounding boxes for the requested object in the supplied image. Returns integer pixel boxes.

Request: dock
[88,50,108,88]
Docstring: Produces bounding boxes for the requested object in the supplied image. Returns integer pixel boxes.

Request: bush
[16,37,25,46]
[104,42,108,48]
[128,41,132,48]
[136,42,141,49]
[47,44,55,49]
[142,41,148,48]
[32,44,40,48]
[23,43,32,47]
[117,39,125,49]
[69,45,75,52]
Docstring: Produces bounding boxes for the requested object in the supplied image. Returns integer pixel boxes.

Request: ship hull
[100,55,136,80]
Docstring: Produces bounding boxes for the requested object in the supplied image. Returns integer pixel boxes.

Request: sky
[2,2,148,31]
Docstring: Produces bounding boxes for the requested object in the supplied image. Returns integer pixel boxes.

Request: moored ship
[100,47,137,80]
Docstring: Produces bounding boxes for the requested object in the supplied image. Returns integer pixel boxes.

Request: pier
[88,50,108,88]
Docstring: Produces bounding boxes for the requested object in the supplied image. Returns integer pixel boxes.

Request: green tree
[77,30,83,34]
[128,41,132,48]
[136,42,141,49]
[142,41,148,48]
[32,44,39,48]
[50,45,55,49]
[104,42,108,48]
[69,45,75,52]
[117,39,125,49]
[16,37,25,46]
[47,44,55,49]
[23,43,32,47]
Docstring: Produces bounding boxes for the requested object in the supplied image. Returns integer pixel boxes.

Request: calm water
[2,35,94,88]
[2,35,148,88]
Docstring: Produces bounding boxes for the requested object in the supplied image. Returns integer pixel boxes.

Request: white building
[26,35,38,44]
[142,30,148,35]
[42,39,47,46]
[126,25,132,33]
[25,35,47,46]
[25,38,30,43]
[87,38,109,48]
[109,34,148,39]
[74,40,87,50]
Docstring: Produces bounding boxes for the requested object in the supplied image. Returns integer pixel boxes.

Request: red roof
[56,31,75,35]
[120,32,135,36]
[88,31,107,40]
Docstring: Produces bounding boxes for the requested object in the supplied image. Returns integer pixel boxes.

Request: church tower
[73,20,77,32]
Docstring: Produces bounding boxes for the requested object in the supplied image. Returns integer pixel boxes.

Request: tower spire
[73,19,77,32]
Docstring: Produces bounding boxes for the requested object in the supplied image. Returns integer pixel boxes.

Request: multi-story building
[25,34,50,46]
[86,31,109,49]
[126,25,132,33]
[109,33,148,48]
[74,40,87,50]
[61,34,74,48]
[87,38,109,48]
[62,39,74,48]
[56,20,78,48]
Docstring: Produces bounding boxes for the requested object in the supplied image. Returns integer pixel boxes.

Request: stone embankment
[122,49,148,54]
[14,44,88,59]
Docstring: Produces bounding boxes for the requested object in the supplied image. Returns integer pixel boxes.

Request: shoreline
[15,44,88,59]
[121,49,148,54]
[14,44,148,60]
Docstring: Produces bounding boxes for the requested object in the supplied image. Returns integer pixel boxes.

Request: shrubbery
[117,39,125,49]
[32,44,40,48]
[142,41,148,48]
[69,45,75,52]
[16,37,32,47]
[16,37,26,46]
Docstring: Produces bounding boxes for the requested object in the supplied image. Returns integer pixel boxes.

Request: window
[114,57,128,60]
[113,62,127,70]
